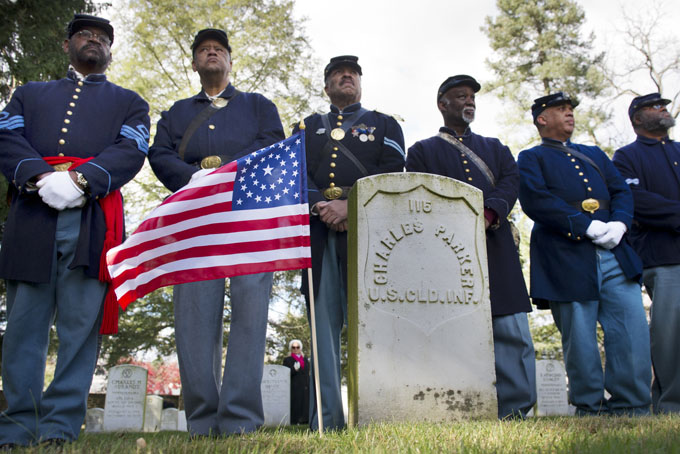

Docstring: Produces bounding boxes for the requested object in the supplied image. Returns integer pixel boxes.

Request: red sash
[43,156,123,335]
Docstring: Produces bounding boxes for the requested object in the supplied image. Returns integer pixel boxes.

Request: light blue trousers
[550,248,652,415]
[492,312,537,419]
[173,272,273,436]
[0,208,106,446]
[644,264,680,414]
[308,231,346,431]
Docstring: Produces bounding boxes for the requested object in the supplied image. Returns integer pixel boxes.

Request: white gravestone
[160,408,179,431]
[535,359,570,416]
[347,173,498,426]
[85,408,104,433]
[143,395,163,432]
[261,365,290,426]
[103,365,148,431]
[178,410,188,432]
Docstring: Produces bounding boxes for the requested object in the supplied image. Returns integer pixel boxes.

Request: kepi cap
[67,14,114,44]
[531,92,578,121]
[437,75,481,100]
[324,55,362,80]
[191,28,231,54]
[628,92,671,121]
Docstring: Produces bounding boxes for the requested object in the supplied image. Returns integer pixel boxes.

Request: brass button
[78,81,84,86]
[61,128,68,133]
[568,232,572,237]
[72,95,78,99]
[336,121,342,126]
[333,147,338,151]
[67,110,73,115]
[467,177,472,181]
[583,178,588,183]
[64,119,70,124]
[329,172,335,178]
[58,153,64,157]
[69,102,75,107]
[329,182,335,187]
[571,158,576,162]
[331,154,337,158]
[208,124,215,130]
[465,168,470,173]
[75,88,81,93]
[662,141,666,145]
[58,139,65,145]
[575,165,580,169]
[330,162,336,168]
[587,187,592,192]
[567,153,572,156]
[463,160,468,164]
[578,172,584,176]
[576,236,582,240]
[458,138,463,142]
[675,162,678,166]
[337,115,343,120]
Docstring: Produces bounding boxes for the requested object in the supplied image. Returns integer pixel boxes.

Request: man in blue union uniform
[148,28,284,437]
[613,93,680,414]
[518,92,652,415]
[294,56,405,430]
[406,75,536,419]
[0,14,149,447]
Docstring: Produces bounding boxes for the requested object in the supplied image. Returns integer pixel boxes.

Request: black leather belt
[569,198,609,213]
[322,186,352,200]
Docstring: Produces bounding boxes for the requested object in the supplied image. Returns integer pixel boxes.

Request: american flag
[107,131,311,309]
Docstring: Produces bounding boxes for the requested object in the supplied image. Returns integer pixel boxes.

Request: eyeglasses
[75,29,111,46]
[291,346,301,349]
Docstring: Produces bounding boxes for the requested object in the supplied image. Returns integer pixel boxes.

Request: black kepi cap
[437,75,481,100]
[324,55,362,80]
[67,14,114,44]
[531,92,579,121]
[191,28,231,54]
[628,93,671,121]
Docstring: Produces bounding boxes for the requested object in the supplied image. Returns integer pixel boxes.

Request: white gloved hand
[293,361,300,371]
[36,171,85,210]
[592,221,627,249]
[585,220,608,240]
[189,168,212,184]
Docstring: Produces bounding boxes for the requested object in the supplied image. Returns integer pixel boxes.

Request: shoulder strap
[540,140,606,182]
[319,109,370,176]
[178,90,241,161]
[437,131,496,187]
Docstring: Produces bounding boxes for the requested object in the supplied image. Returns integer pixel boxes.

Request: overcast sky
[292,0,680,150]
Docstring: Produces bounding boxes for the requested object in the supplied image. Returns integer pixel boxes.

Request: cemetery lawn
[9,415,680,453]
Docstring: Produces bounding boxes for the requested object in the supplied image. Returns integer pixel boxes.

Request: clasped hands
[36,171,85,210]
[314,199,348,232]
[585,220,627,249]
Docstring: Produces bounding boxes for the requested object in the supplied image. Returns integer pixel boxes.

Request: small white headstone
[160,408,179,431]
[535,359,570,416]
[261,365,290,426]
[85,408,105,433]
[348,173,498,425]
[143,395,163,432]
[178,410,188,432]
[103,365,148,431]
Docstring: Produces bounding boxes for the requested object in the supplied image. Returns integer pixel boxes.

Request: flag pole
[307,267,324,435]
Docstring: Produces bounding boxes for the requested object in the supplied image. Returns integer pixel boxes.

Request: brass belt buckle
[200,156,222,169]
[581,198,600,214]
[52,163,71,172]
[323,187,343,200]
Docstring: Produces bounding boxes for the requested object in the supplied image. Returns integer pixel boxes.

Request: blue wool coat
[407,127,531,317]
[0,71,149,282]
[148,84,284,192]
[613,135,680,268]
[518,139,642,307]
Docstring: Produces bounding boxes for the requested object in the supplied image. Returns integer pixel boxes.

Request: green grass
[8,416,680,453]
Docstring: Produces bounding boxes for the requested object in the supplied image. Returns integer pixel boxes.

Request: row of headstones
[86,364,293,432]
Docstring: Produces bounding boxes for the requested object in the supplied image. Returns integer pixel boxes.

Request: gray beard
[639,114,676,133]
[462,111,475,124]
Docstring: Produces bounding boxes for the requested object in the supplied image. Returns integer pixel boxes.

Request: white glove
[36,171,85,210]
[293,361,300,371]
[592,221,627,250]
[189,168,212,184]
[585,220,608,240]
